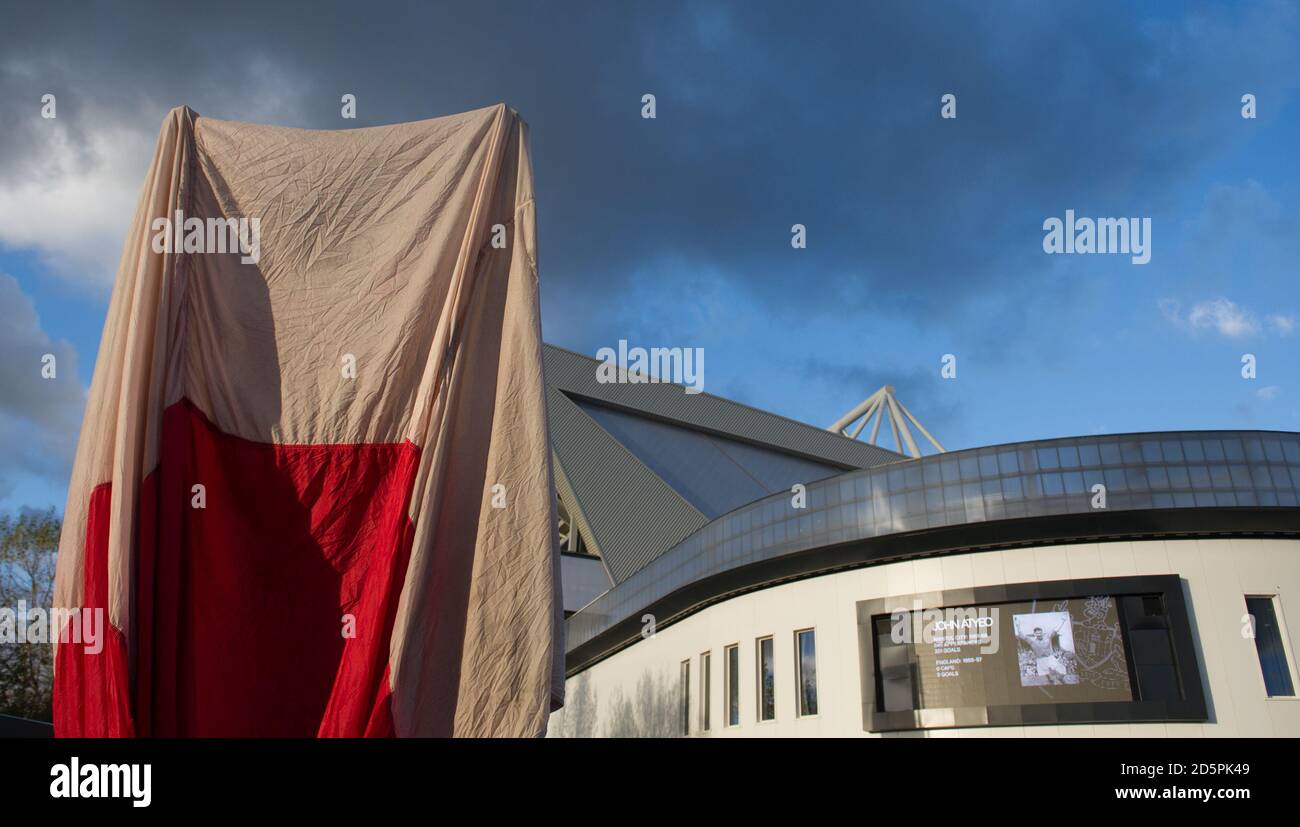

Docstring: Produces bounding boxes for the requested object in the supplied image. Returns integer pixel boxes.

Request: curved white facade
[549,537,1300,737]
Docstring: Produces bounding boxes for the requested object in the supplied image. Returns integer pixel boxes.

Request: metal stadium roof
[544,344,903,583]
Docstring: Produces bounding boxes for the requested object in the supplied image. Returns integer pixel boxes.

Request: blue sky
[1,0,1298,514]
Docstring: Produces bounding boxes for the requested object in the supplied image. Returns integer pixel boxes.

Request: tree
[0,508,60,721]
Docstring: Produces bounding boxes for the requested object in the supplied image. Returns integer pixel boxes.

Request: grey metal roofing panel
[551,452,613,581]
[575,397,844,518]
[546,384,710,583]
[542,344,903,470]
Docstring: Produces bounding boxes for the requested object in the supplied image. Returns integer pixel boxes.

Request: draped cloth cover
[51,104,564,737]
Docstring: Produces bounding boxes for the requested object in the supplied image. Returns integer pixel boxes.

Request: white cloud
[1186,298,1259,337]
[0,118,153,288]
[0,54,314,291]
[1256,385,1281,401]
[1268,314,1296,336]
[1158,296,1292,339]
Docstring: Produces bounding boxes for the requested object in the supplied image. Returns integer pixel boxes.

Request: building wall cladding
[547,537,1300,738]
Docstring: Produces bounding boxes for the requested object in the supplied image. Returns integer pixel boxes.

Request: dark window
[700,652,711,732]
[873,615,918,712]
[796,629,818,717]
[1246,597,1296,697]
[725,644,740,726]
[679,660,690,735]
[757,636,776,721]
[1120,594,1182,703]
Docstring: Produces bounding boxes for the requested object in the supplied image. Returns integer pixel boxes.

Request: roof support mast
[828,385,945,459]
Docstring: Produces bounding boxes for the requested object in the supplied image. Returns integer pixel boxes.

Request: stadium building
[544,345,1300,737]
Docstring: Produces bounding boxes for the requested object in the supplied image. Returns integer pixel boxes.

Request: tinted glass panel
[1247,597,1296,697]
[797,630,818,716]
[726,645,740,726]
[679,660,690,736]
[700,652,711,731]
[757,637,776,721]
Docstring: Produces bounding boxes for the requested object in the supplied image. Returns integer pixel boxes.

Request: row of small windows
[671,594,1294,735]
[897,465,1297,507]
[919,437,1300,486]
[710,451,1299,539]
[679,629,818,735]
[835,441,1300,498]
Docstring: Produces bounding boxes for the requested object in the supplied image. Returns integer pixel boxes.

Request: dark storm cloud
[3,1,1298,337]
[0,274,84,498]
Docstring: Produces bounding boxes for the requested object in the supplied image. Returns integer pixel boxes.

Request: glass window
[1120,441,1143,464]
[725,644,740,727]
[1272,466,1293,490]
[1285,440,1300,463]
[1188,465,1211,489]
[1253,466,1274,489]
[923,462,942,486]
[795,629,818,717]
[1245,439,1265,462]
[904,465,924,491]
[906,490,926,515]
[1125,468,1149,491]
[679,660,690,736]
[890,493,907,519]
[997,450,1019,475]
[978,453,999,477]
[942,484,961,508]
[1082,469,1106,492]
[1223,438,1245,461]
[756,636,776,721]
[700,652,711,732]
[1104,468,1128,492]
[981,478,1003,503]
[926,487,944,512]
[1161,440,1184,462]
[1203,439,1225,461]
[1230,465,1252,489]
[1141,441,1163,463]
[887,467,906,491]
[940,457,960,483]
[1246,596,1296,697]
[1062,471,1084,495]
[1079,443,1101,466]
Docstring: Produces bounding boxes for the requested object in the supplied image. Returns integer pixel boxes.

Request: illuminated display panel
[857,575,1206,732]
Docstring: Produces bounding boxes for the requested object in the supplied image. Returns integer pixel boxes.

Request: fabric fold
[53,104,561,737]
